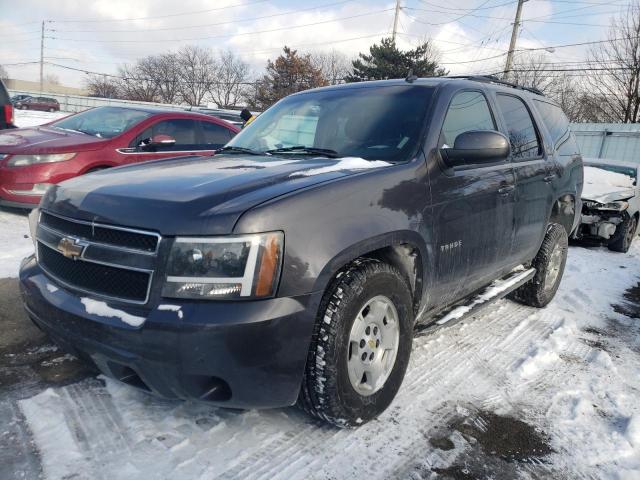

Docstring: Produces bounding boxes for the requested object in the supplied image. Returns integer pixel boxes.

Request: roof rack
[446,75,544,96]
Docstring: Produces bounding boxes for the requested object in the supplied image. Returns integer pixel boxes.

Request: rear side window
[201,121,233,148]
[533,100,572,150]
[496,94,541,160]
[440,91,495,148]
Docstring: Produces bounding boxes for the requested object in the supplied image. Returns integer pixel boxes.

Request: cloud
[0,0,615,88]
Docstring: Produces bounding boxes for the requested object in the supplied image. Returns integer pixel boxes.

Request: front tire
[608,214,637,253]
[298,258,413,428]
[511,223,568,308]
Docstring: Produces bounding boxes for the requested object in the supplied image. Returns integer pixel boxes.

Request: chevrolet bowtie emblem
[57,237,85,259]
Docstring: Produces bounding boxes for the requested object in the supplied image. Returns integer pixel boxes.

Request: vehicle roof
[90,105,236,123]
[583,157,640,170]
[294,76,548,100]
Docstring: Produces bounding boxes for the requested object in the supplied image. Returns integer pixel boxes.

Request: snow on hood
[582,166,636,203]
[290,157,391,177]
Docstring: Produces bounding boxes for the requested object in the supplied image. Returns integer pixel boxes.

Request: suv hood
[0,126,108,154]
[41,154,391,235]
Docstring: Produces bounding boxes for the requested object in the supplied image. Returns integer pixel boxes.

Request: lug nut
[365,326,371,335]
[373,326,378,335]
[361,352,367,361]
[360,339,365,348]
[369,352,374,361]
[376,339,380,348]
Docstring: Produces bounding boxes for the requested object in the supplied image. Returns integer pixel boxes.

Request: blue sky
[0,0,632,87]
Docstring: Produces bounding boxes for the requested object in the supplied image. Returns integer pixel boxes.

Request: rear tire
[298,258,413,428]
[608,214,637,253]
[510,223,568,308]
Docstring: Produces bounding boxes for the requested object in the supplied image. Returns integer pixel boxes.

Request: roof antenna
[405,68,417,83]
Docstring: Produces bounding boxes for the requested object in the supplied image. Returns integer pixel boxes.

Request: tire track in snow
[17,244,640,479]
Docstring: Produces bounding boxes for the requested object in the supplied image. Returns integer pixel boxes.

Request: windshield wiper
[55,127,88,136]
[217,146,266,156]
[265,146,340,158]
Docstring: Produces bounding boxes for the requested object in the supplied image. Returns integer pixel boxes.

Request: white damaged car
[576,158,640,252]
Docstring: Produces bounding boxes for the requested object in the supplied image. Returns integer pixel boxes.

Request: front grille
[38,243,150,302]
[40,211,158,252]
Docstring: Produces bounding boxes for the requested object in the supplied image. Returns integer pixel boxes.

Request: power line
[51,0,269,23]
[404,0,495,26]
[404,3,627,25]
[52,0,354,34]
[50,8,394,43]
[418,0,518,12]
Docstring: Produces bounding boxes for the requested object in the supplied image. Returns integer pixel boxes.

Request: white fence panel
[8,89,187,113]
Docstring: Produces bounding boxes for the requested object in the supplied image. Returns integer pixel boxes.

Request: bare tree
[509,53,559,93]
[586,2,640,122]
[310,50,351,85]
[177,45,217,106]
[209,50,249,108]
[85,74,120,98]
[0,64,9,82]
[507,53,603,122]
[138,54,182,104]
[117,63,159,102]
[43,73,60,85]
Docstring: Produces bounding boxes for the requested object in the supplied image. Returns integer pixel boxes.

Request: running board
[415,267,536,335]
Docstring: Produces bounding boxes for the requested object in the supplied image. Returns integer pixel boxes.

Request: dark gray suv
[20,76,583,427]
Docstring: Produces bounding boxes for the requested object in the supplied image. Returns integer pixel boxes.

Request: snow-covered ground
[3,201,638,479]
[13,109,69,128]
[0,210,33,278]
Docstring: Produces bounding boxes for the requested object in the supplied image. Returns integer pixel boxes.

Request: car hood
[582,165,636,204]
[582,189,634,204]
[41,154,392,235]
[0,126,108,154]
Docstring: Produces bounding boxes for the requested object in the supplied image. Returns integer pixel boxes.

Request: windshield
[227,85,434,162]
[51,107,152,139]
[589,163,637,181]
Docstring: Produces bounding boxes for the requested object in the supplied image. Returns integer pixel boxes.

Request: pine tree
[345,37,448,82]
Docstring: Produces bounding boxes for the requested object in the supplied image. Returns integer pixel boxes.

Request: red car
[14,96,61,112]
[0,106,239,208]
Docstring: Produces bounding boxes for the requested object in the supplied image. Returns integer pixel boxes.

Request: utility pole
[503,0,526,81]
[392,0,401,42]
[39,20,45,92]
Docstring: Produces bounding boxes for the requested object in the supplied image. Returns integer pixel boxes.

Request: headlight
[162,232,283,300]
[586,200,629,211]
[7,153,76,167]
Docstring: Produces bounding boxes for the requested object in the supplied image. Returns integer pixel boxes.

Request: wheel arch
[548,193,577,235]
[311,230,427,315]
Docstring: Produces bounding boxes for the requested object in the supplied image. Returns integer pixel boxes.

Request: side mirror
[440,130,510,169]
[140,134,176,151]
[150,134,176,146]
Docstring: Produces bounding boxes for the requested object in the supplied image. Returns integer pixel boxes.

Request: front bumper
[19,255,320,408]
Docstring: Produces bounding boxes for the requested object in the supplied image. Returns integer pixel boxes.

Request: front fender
[232,158,432,299]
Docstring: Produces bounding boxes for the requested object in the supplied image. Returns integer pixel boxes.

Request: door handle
[498,185,515,195]
[544,174,556,183]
